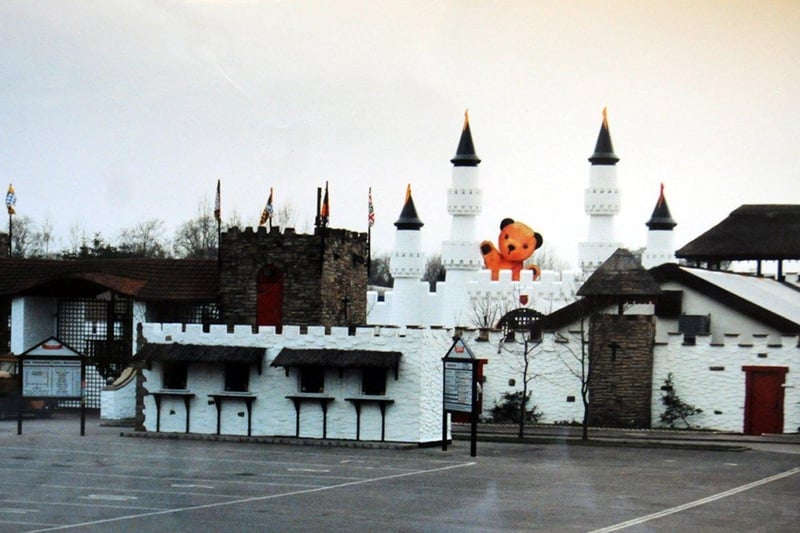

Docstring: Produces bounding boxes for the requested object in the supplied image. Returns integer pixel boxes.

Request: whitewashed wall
[100,372,137,421]
[653,333,800,433]
[367,268,580,328]
[139,324,449,444]
[11,297,57,354]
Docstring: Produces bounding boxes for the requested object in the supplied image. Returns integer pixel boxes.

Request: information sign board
[22,359,82,398]
[443,360,474,412]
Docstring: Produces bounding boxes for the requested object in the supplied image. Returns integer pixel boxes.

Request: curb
[451,432,751,452]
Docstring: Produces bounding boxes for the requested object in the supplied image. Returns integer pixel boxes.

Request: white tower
[578,108,622,273]
[440,111,484,326]
[641,183,677,269]
[389,186,427,326]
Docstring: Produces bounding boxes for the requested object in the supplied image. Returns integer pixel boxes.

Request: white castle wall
[653,333,800,433]
[138,323,449,444]
[106,321,800,435]
[367,268,581,329]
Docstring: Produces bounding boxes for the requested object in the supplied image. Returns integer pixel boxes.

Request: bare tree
[530,242,571,272]
[118,219,169,258]
[9,216,35,257]
[549,311,593,440]
[66,221,86,258]
[368,253,393,287]
[496,308,544,438]
[422,254,446,291]
[174,200,217,259]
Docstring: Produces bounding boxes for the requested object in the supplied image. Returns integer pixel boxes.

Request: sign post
[17,337,85,436]
[442,336,480,457]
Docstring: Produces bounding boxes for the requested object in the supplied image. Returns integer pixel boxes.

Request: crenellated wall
[137,323,448,443]
[367,268,581,328]
[220,226,368,329]
[104,320,800,436]
[653,333,800,433]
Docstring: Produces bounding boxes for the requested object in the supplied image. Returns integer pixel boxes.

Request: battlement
[657,331,800,349]
[142,322,455,346]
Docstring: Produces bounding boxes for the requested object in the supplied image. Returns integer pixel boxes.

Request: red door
[743,366,787,435]
[256,267,283,327]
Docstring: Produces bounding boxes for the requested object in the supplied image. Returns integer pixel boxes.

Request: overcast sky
[1,0,798,267]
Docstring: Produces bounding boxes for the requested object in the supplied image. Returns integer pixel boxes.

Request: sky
[1,0,798,267]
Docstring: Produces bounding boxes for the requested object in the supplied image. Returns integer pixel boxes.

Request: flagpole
[7,212,12,257]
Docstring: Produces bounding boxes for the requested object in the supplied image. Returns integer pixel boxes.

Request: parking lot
[1,412,798,532]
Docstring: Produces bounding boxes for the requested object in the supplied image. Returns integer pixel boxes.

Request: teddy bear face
[499,222,539,262]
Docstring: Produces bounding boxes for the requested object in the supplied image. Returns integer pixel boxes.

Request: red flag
[319,181,330,225]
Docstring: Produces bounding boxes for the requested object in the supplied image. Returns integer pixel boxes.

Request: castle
[367,109,676,327]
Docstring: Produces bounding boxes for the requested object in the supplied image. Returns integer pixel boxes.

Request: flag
[214,179,221,223]
[5,184,16,215]
[259,187,274,225]
[368,187,375,228]
[319,181,330,225]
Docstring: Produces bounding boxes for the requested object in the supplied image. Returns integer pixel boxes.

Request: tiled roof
[677,205,800,261]
[0,258,218,301]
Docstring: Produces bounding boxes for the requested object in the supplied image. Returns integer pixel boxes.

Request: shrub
[659,373,703,429]
[488,391,543,424]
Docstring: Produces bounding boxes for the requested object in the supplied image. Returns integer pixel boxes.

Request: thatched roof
[677,205,800,261]
[271,348,401,370]
[135,343,265,365]
[578,248,662,303]
[0,258,218,301]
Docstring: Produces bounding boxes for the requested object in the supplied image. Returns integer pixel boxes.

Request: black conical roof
[450,110,481,167]
[588,108,619,165]
[646,184,677,230]
[394,189,424,230]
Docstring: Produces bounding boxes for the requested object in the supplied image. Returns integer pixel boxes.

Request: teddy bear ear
[534,232,544,249]
[500,218,515,230]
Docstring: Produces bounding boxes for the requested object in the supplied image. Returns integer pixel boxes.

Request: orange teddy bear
[480,218,543,281]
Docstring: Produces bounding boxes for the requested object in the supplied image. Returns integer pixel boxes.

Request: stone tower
[578,108,622,274]
[219,226,368,329]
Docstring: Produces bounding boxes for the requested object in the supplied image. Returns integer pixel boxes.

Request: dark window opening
[162,361,188,390]
[655,290,683,318]
[300,367,324,393]
[678,314,710,345]
[362,368,387,396]
[225,362,250,392]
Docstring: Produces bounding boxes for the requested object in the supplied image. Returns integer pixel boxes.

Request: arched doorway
[256,265,283,327]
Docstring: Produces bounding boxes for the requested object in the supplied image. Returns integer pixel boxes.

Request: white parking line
[24,461,476,532]
[589,466,800,532]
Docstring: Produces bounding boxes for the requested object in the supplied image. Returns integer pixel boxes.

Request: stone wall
[220,226,367,329]
[588,314,655,428]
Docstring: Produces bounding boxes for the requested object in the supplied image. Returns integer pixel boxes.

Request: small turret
[646,183,677,230]
[394,186,424,230]
[588,107,620,165]
[450,110,481,167]
[642,183,678,269]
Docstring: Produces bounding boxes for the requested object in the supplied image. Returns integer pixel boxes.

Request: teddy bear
[480,218,543,281]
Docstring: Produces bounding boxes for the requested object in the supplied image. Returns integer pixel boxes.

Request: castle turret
[578,108,622,273]
[641,183,677,269]
[389,186,427,326]
[440,111,484,326]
